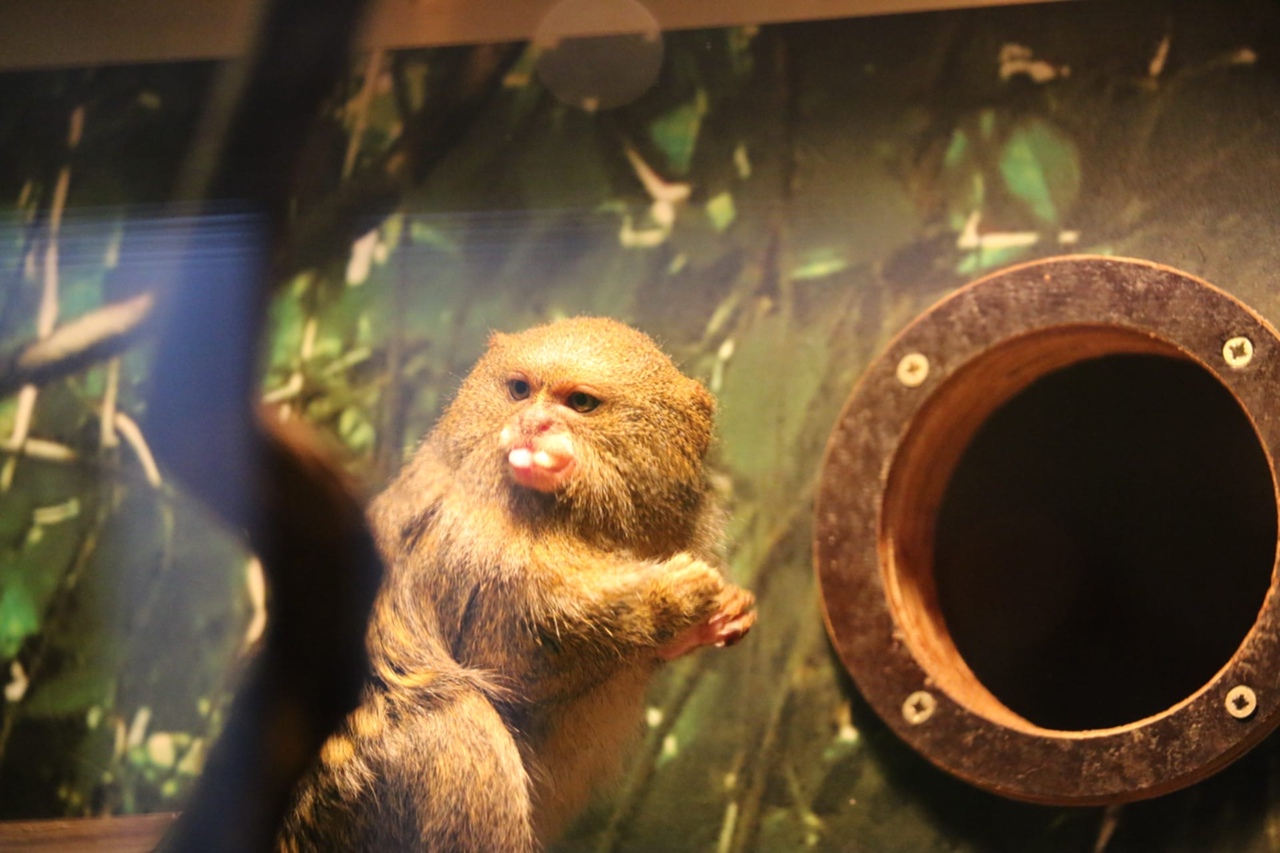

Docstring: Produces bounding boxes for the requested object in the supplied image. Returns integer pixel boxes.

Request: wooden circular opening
[884,335,1277,734]
[816,257,1280,804]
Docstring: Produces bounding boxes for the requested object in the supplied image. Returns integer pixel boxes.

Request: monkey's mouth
[507,438,574,493]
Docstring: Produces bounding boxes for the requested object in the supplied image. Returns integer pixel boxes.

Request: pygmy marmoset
[279,316,756,851]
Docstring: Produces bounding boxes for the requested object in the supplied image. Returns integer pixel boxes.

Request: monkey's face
[439,317,715,546]
[497,375,600,494]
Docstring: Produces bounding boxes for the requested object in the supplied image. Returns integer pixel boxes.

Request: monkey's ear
[487,331,511,350]
[688,379,717,456]
[690,379,717,416]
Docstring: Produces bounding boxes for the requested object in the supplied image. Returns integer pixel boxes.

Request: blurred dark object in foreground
[144,0,382,850]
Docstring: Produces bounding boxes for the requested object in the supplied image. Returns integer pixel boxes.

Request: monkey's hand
[655,556,756,661]
[523,553,755,702]
[528,553,754,671]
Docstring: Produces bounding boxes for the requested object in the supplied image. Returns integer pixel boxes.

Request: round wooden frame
[815,255,1280,804]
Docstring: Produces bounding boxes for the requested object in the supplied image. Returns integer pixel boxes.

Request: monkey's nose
[518,408,558,435]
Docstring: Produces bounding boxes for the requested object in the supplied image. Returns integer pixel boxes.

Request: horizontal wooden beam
[0,813,175,853]
[0,0,1066,71]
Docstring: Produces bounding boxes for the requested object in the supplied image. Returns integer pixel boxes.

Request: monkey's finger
[709,589,756,625]
[711,610,757,647]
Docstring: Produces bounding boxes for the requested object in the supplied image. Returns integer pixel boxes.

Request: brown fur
[279,317,755,851]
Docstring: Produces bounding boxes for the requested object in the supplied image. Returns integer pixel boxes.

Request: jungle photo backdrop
[1,1,1279,850]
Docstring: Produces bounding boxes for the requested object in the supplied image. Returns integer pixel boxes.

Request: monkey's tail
[372,649,515,709]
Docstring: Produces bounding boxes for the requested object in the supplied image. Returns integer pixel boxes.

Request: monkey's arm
[509,551,754,698]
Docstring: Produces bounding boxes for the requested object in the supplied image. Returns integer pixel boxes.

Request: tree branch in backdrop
[0,294,154,398]
[285,42,525,276]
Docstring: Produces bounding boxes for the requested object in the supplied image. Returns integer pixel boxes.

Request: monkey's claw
[659,584,756,660]
[708,586,756,647]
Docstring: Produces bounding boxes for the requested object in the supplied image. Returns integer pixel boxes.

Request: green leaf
[956,244,1031,275]
[706,192,736,232]
[409,220,462,254]
[265,275,308,373]
[791,250,848,281]
[338,407,376,454]
[0,582,38,658]
[22,637,120,717]
[943,128,969,170]
[647,91,706,175]
[999,119,1080,225]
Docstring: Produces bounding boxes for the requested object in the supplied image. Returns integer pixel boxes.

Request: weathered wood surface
[0,814,174,852]
[817,256,1280,804]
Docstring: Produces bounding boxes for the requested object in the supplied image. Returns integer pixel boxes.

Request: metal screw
[1223,336,1254,369]
[902,690,937,725]
[1226,685,1257,720]
[896,353,930,388]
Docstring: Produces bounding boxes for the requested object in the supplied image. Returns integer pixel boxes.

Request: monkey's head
[438,316,716,550]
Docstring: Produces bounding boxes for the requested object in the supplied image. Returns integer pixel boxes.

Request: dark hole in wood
[934,354,1277,731]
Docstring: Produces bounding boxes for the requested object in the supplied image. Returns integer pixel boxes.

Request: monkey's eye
[507,377,532,400]
[565,390,601,413]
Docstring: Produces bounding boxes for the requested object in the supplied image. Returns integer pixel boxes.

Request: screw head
[903,690,937,724]
[1223,336,1254,369]
[896,353,930,388]
[1226,685,1257,720]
